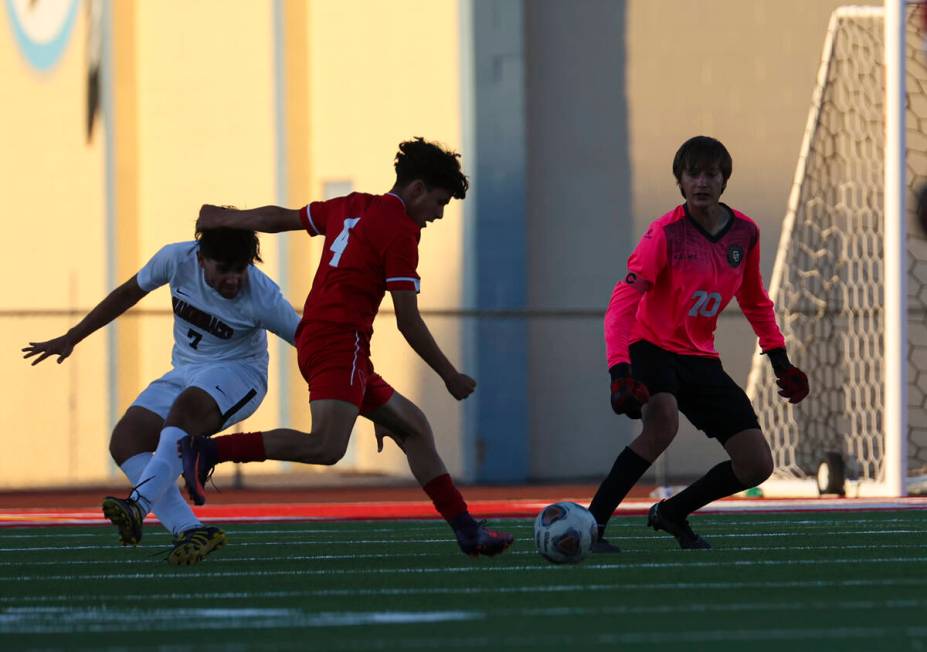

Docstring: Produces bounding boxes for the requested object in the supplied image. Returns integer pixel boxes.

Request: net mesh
[749,6,927,487]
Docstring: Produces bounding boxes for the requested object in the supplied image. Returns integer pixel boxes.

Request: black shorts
[629,339,759,443]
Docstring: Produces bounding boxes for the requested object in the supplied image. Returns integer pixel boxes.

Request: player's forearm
[68,277,147,344]
[736,263,785,351]
[198,204,302,233]
[397,315,457,381]
[604,280,643,367]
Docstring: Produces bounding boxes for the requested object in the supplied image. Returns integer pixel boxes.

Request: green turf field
[1,510,925,651]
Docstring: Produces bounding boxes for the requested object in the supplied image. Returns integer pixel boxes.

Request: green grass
[1,510,926,651]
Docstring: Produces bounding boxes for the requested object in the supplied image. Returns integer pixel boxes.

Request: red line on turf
[0,496,925,527]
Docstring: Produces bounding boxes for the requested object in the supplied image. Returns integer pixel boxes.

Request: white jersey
[136,241,299,370]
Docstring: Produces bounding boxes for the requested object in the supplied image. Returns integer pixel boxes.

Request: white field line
[0,515,924,540]
[1,556,926,582]
[1,542,926,568]
[1,601,925,636]
[0,607,480,634]
[324,627,927,650]
[0,526,923,553]
[0,525,452,539]
[3,577,926,604]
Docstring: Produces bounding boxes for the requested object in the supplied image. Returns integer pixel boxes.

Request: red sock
[423,473,469,523]
[215,432,266,463]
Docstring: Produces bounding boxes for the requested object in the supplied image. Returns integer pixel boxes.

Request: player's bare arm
[22,275,148,365]
[391,290,476,400]
[197,204,303,233]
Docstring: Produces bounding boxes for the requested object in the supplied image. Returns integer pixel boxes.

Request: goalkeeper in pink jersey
[589,136,809,551]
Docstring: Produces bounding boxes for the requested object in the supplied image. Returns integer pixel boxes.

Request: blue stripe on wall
[460,0,528,482]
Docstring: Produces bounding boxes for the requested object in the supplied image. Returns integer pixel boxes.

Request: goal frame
[747,2,908,497]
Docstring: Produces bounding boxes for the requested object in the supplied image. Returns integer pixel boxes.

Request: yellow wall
[306,0,465,477]
[129,0,285,482]
[1,0,464,488]
[1,2,109,486]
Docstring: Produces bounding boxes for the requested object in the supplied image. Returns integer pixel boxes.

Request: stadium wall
[0,0,883,488]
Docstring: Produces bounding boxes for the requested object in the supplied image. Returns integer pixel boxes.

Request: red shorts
[296,321,395,415]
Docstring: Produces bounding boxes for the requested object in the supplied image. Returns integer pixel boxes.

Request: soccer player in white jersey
[22,228,299,564]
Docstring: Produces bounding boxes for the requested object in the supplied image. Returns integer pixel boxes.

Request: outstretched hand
[22,334,75,366]
[445,372,477,400]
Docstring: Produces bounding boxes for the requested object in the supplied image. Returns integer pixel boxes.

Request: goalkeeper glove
[609,363,650,419]
[764,348,809,404]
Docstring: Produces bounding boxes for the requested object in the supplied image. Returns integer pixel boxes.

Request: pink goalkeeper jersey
[604,204,785,367]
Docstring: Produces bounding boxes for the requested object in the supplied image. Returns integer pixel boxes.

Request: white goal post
[747,1,927,497]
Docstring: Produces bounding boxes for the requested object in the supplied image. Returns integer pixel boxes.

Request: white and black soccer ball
[534,501,597,564]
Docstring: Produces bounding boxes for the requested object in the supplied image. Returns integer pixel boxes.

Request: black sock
[588,446,651,537]
[661,460,746,522]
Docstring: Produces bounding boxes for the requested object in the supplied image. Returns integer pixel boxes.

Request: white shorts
[131,362,267,430]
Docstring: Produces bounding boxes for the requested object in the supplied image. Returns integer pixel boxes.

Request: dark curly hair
[672,136,732,198]
[195,227,262,267]
[394,137,469,199]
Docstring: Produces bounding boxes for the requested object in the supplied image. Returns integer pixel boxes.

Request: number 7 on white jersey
[329,217,361,267]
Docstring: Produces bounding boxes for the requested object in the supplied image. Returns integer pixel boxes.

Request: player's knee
[736,454,774,488]
[402,411,434,445]
[315,447,347,466]
[109,421,135,465]
[166,389,221,435]
[644,401,678,434]
[305,438,350,466]
[108,435,125,464]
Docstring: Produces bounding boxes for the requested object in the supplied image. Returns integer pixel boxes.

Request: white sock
[130,426,189,520]
[121,452,201,536]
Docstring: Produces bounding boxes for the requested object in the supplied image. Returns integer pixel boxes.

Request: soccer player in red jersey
[589,136,809,551]
[189,138,513,557]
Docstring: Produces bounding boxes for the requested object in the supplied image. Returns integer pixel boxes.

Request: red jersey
[604,204,785,367]
[298,192,420,340]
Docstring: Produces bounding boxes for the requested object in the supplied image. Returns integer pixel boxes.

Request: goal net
[747,3,927,497]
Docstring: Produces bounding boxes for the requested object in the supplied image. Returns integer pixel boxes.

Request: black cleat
[453,517,514,557]
[168,525,227,566]
[590,536,621,553]
[647,502,711,549]
[102,496,145,546]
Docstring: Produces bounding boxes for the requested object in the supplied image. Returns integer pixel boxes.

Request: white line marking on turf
[0,607,481,634]
[3,578,926,604]
[4,541,927,569]
[322,627,927,650]
[0,515,923,540]
[1,526,923,553]
[1,556,926,582]
[1,604,925,637]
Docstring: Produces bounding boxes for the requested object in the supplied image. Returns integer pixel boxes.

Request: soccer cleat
[167,525,227,566]
[102,496,145,546]
[178,436,217,506]
[647,501,711,550]
[590,536,621,554]
[453,519,515,558]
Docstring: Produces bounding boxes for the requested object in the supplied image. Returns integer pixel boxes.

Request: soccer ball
[534,501,597,564]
